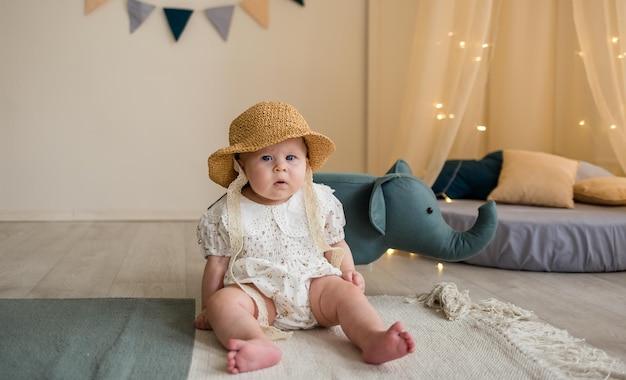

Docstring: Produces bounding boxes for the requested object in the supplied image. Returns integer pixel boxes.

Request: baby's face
[238,137,308,205]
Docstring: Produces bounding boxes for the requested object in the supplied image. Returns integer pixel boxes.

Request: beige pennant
[85,0,109,15]
[240,0,269,29]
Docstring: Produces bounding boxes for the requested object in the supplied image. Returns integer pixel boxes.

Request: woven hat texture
[208,101,336,188]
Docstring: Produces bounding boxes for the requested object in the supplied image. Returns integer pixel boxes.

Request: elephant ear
[386,159,413,175]
[371,160,413,234]
[370,173,401,235]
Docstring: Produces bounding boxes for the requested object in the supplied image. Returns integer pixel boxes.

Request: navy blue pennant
[163,8,193,42]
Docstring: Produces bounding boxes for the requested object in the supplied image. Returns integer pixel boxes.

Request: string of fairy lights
[430,32,624,136]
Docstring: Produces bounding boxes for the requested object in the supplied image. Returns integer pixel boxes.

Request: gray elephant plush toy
[313,159,498,265]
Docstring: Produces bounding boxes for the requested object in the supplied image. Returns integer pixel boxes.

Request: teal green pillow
[432,151,502,200]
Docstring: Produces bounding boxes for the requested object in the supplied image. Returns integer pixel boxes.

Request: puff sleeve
[196,197,231,258]
[316,184,347,246]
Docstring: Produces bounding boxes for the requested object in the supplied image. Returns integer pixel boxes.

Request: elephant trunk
[442,200,498,261]
[387,200,498,262]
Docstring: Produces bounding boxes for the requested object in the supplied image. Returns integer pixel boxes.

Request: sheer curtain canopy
[390,0,497,183]
[572,0,626,175]
[368,0,626,182]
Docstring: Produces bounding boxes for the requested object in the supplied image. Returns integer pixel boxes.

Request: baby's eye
[286,155,296,161]
[262,155,272,161]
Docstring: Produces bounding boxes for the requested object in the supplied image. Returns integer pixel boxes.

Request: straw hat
[208,101,336,188]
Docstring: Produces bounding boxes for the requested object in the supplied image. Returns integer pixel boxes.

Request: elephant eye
[426,207,433,214]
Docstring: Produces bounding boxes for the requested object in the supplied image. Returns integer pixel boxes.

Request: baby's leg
[206,285,281,374]
[309,276,415,364]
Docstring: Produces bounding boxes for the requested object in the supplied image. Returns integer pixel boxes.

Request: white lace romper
[197,183,345,331]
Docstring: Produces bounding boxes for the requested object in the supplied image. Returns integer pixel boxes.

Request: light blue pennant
[128,0,156,34]
[205,5,235,42]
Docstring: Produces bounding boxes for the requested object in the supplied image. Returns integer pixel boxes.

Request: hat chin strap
[303,166,344,268]
[226,159,247,258]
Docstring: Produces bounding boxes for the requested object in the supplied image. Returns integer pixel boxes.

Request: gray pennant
[204,5,235,42]
[128,0,156,34]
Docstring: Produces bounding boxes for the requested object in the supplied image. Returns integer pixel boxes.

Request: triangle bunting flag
[240,0,269,29]
[85,0,109,15]
[205,6,235,42]
[163,8,194,42]
[90,0,303,41]
[128,0,156,34]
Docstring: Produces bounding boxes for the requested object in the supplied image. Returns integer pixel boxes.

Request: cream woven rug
[187,283,626,379]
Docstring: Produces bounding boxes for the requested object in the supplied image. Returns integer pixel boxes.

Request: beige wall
[0,1,367,220]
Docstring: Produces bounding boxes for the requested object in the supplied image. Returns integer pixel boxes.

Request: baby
[195,101,415,374]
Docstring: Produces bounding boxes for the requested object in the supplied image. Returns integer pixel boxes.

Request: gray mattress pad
[438,200,626,272]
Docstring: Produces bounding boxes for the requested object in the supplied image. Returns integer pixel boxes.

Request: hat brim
[208,132,336,188]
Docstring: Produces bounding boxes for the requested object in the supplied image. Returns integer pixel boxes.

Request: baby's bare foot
[362,321,415,365]
[226,338,282,374]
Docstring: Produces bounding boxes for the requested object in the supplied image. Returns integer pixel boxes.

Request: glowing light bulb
[474,57,482,62]
[448,114,455,119]
[435,102,443,109]
[579,120,586,126]
[482,43,489,48]
[436,113,446,120]
[459,41,466,48]
[386,249,395,255]
[437,263,444,272]
[612,36,619,44]
[476,125,487,132]
[610,124,617,130]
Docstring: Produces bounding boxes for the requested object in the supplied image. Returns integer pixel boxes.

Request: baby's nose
[274,163,287,171]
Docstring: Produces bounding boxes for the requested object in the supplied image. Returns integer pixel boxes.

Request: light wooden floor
[1,221,624,362]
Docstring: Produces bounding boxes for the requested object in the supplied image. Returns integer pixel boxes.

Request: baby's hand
[342,270,365,292]
[194,309,213,330]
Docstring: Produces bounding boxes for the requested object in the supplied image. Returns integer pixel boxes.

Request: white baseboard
[0,210,201,222]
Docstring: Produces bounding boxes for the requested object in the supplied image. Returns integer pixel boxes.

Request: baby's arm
[326,240,365,292]
[195,255,230,330]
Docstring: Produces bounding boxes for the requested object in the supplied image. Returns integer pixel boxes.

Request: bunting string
[85,0,304,42]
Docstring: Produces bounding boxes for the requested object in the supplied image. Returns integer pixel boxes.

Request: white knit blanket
[188,282,626,379]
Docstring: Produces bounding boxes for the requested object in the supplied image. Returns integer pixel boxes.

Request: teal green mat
[0,298,195,380]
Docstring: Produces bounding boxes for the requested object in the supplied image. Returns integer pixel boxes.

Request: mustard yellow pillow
[487,149,579,208]
[574,177,626,206]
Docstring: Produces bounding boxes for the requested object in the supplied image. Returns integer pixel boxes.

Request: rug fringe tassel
[416,282,471,320]
[418,282,626,380]
[472,297,534,324]
[500,320,626,380]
